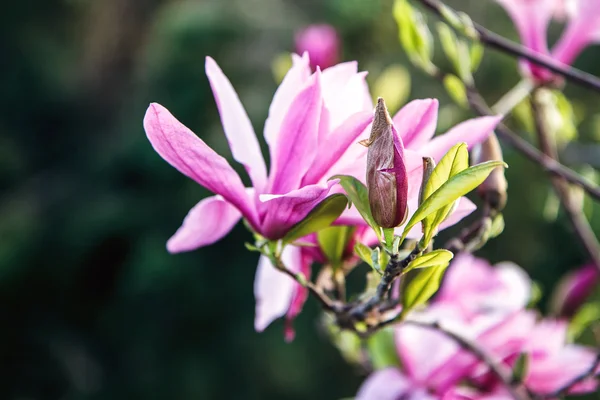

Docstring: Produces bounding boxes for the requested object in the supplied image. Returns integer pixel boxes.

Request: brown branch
[530,90,600,272]
[404,320,531,400]
[416,0,600,93]
[465,87,600,202]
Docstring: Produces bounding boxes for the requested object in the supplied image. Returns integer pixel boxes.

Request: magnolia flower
[295,24,340,70]
[494,0,600,81]
[550,264,599,317]
[356,254,599,399]
[144,54,373,252]
[256,99,502,335]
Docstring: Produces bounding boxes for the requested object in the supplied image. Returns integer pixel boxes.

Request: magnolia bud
[360,98,409,228]
[419,157,436,206]
[295,24,340,71]
[473,133,507,211]
[550,264,599,318]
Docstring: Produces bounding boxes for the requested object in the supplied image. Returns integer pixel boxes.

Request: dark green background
[1,0,599,399]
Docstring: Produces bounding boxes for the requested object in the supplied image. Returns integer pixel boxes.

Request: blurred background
[2,0,599,399]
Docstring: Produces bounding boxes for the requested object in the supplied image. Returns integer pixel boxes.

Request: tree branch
[416,0,600,93]
[530,90,600,272]
[465,87,600,202]
[404,320,531,400]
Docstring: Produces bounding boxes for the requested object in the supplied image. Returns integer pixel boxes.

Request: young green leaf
[332,175,381,239]
[401,160,507,241]
[354,242,374,268]
[421,143,468,244]
[403,249,454,274]
[437,22,460,74]
[383,228,395,253]
[443,74,468,108]
[567,302,600,341]
[403,263,449,314]
[367,328,402,370]
[317,226,355,269]
[282,194,348,244]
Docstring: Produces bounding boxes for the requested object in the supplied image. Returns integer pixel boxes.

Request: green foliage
[317,226,355,269]
[282,194,348,244]
[401,160,507,242]
[403,249,454,275]
[443,74,468,108]
[367,328,402,370]
[567,302,600,341]
[420,143,469,245]
[511,353,529,383]
[354,242,374,268]
[333,175,381,240]
[403,263,449,315]
[393,0,435,73]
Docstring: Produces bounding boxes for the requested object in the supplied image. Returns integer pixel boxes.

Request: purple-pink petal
[143,103,258,227]
[254,246,301,332]
[393,99,439,149]
[302,110,374,185]
[258,179,339,240]
[267,71,323,195]
[421,116,502,162]
[166,195,243,253]
[205,57,268,191]
[356,368,414,400]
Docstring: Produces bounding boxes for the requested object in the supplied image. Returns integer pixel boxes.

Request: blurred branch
[465,87,600,202]
[530,90,600,272]
[404,320,531,400]
[416,0,600,93]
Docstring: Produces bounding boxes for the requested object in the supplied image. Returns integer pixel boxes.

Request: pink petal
[166,195,243,253]
[254,246,302,332]
[526,345,598,395]
[552,1,600,65]
[267,71,323,194]
[322,62,372,128]
[393,99,439,149]
[205,57,268,190]
[356,368,414,400]
[264,53,311,149]
[302,110,374,185]
[284,251,313,342]
[421,116,502,162]
[259,179,338,240]
[143,103,258,227]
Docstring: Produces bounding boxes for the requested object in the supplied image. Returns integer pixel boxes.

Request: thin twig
[465,87,600,202]
[404,320,531,400]
[417,0,600,93]
[530,90,600,272]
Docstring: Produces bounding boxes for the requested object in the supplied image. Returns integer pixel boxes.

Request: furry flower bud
[360,98,409,228]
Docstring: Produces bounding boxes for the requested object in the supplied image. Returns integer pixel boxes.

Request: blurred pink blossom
[494,0,600,82]
[356,254,599,399]
[295,24,340,70]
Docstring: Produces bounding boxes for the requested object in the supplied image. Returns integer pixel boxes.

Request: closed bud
[419,157,436,206]
[550,264,599,318]
[360,98,408,228]
[473,133,508,211]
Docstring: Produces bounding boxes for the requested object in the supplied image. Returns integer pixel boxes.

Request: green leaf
[367,328,402,370]
[401,160,507,242]
[383,228,395,253]
[403,249,454,274]
[567,302,600,341]
[469,42,484,72]
[443,74,468,108]
[332,175,381,240]
[421,143,469,245]
[370,247,389,274]
[282,194,348,244]
[317,226,355,268]
[489,213,505,239]
[403,263,449,314]
[437,22,459,74]
[511,353,529,383]
[393,0,435,72]
[354,242,374,268]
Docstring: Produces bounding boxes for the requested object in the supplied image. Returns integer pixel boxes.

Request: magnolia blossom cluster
[357,253,600,400]
[143,53,503,339]
[495,0,600,81]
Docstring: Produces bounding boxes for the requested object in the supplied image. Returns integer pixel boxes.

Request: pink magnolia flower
[494,0,600,81]
[295,24,340,70]
[550,263,600,317]
[255,99,502,336]
[356,254,599,399]
[144,54,373,252]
